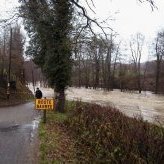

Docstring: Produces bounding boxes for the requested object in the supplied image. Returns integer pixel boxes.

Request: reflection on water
[0,117,40,135]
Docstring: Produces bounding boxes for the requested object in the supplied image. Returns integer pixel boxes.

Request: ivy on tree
[20,0,73,112]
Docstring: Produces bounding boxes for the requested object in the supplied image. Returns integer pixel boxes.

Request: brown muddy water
[29,84,164,125]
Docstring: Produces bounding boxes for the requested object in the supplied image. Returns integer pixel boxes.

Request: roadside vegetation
[39,101,164,163]
[39,103,76,163]
[0,81,33,107]
[0,25,33,107]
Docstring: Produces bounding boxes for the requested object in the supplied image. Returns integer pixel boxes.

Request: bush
[66,102,164,163]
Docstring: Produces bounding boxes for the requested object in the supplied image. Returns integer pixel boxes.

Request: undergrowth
[66,102,164,163]
[39,101,164,163]
[0,82,33,107]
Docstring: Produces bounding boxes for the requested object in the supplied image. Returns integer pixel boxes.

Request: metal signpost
[35,98,54,123]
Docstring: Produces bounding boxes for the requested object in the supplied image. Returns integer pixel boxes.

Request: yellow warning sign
[35,99,54,110]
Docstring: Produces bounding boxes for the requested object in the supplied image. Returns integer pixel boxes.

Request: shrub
[66,102,164,163]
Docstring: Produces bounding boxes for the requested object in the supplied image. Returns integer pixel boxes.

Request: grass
[38,101,77,163]
[39,101,164,163]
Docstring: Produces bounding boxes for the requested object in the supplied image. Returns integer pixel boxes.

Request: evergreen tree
[20,0,72,112]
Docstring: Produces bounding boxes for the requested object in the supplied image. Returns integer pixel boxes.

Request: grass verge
[39,101,164,163]
[39,101,77,163]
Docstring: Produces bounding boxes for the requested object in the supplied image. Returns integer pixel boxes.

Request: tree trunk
[111,58,117,90]
[95,60,100,89]
[138,78,142,93]
[155,57,161,94]
[85,67,89,88]
[106,47,111,91]
[55,89,65,113]
[111,43,119,90]
[78,60,81,87]
[138,63,142,94]
[102,58,106,89]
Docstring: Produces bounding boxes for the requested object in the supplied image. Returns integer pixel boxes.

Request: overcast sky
[85,0,164,39]
[0,0,19,18]
[1,0,164,61]
[1,0,164,38]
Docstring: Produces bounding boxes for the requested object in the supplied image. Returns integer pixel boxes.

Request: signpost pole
[43,97,47,123]
[35,97,54,124]
[43,110,46,123]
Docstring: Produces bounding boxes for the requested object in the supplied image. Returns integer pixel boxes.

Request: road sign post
[43,110,47,123]
[35,97,54,123]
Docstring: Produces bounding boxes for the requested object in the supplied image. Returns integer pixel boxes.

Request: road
[0,102,40,164]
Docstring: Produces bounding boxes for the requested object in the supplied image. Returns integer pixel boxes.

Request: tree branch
[70,0,113,39]
[139,0,157,10]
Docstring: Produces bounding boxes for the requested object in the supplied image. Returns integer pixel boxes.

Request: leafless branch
[0,13,20,28]
[89,0,95,8]
[139,0,157,10]
[70,0,113,39]
[85,0,96,14]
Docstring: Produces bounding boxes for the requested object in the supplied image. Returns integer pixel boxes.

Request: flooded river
[66,88,164,124]
[29,85,164,125]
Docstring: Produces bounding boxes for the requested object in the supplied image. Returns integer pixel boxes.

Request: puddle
[0,117,40,133]
[0,124,20,132]
[21,117,40,130]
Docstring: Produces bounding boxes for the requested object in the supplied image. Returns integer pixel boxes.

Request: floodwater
[66,88,164,124]
[29,84,164,125]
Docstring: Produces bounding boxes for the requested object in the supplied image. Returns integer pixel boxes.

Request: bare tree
[130,33,145,93]
[111,41,121,90]
[154,31,164,94]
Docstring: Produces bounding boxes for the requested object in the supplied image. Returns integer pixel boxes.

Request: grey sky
[1,0,164,38]
[1,0,164,61]
[0,0,19,19]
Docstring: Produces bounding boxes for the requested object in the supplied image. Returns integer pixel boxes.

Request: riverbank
[39,101,164,163]
[39,111,76,163]
[29,86,164,125]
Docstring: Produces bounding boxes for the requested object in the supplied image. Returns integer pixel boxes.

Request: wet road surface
[0,102,40,164]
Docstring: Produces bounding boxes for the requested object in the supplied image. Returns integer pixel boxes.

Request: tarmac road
[0,101,41,164]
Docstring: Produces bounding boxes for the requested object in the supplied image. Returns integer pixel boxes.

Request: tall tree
[20,0,72,112]
[130,33,145,93]
[45,0,72,112]
[154,31,164,94]
[105,36,114,91]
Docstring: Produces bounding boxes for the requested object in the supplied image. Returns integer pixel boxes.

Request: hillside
[0,80,33,107]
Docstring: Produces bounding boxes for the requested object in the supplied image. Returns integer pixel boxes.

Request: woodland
[0,0,163,110]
